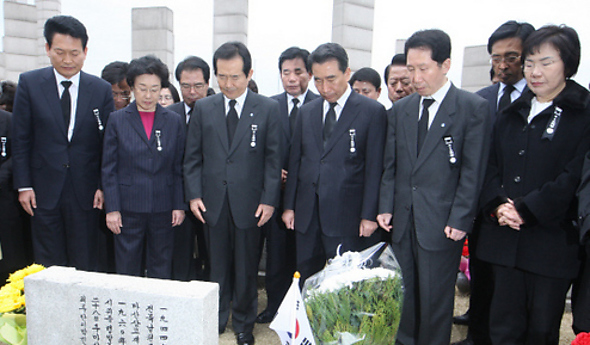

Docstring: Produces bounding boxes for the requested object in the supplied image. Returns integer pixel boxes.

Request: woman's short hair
[164,84,181,103]
[522,25,581,79]
[126,55,170,88]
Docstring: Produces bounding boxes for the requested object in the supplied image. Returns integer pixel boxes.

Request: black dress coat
[478,80,590,279]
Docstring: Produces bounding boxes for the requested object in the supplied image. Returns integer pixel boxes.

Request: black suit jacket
[12,67,114,210]
[0,110,12,191]
[102,102,186,214]
[183,91,282,229]
[270,91,319,169]
[477,82,529,121]
[284,91,387,237]
[168,101,189,124]
[481,81,590,279]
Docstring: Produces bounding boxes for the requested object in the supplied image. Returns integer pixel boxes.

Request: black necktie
[61,80,72,131]
[289,98,300,135]
[323,102,338,149]
[227,99,238,146]
[418,98,434,155]
[498,84,515,112]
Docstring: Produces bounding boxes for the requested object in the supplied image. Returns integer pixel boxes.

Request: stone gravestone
[25,266,218,345]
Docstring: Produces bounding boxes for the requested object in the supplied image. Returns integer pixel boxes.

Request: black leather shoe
[236,332,255,345]
[255,309,275,324]
[453,311,469,325]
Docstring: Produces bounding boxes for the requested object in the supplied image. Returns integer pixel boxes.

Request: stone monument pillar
[132,7,174,74]
[395,39,406,55]
[213,0,248,50]
[35,0,61,69]
[461,45,491,92]
[331,0,375,72]
[2,0,39,81]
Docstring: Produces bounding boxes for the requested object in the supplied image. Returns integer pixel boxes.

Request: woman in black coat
[477,25,590,345]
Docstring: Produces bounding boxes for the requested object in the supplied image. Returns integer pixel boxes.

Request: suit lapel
[415,85,457,170]
[125,103,151,148]
[40,68,67,138]
[311,100,324,153]
[322,92,360,156]
[279,93,290,140]
[230,91,257,155]
[152,105,169,152]
[71,72,92,142]
[401,94,421,164]
[212,95,229,153]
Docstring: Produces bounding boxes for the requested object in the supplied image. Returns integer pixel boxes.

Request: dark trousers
[114,211,174,279]
[172,212,208,281]
[467,220,493,345]
[573,243,590,334]
[295,198,380,287]
[489,265,571,345]
[392,218,462,345]
[262,211,296,314]
[96,210,116,273]
[0,188,33,280]
[206,196,260,334]
[31,175,99,271]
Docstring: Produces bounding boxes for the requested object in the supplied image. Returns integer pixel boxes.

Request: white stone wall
[461,45,491,93]
[213,0,248,50]
[332,0,375,71]
[132,7,175,79]
[2,0,38,81]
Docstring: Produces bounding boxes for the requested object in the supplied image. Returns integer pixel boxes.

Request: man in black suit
[283,43,386,285]
[12,15,114,271]
[168,56,211,281]
[256,47,319,324]
[453,20,535,345]
[184,42,281,345]
[377,30,491,345]
[168,56,210,124]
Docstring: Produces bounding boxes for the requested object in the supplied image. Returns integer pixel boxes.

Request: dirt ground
[218,286,576,345]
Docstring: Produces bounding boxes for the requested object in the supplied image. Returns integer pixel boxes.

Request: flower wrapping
[302,242,404,345]
[573,332,590,345]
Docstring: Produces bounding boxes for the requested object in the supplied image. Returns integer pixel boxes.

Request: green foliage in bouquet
[305,275,403,344]
[0,313,26,345]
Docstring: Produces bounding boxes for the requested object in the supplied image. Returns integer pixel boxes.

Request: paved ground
[218,286,576,345]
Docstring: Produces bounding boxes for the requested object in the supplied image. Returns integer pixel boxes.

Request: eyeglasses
[523,59,558,71]
[490,54,521,65]
[112,91,130,100]
[180,83,206,91]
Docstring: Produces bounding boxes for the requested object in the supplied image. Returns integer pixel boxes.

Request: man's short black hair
[0,80,17,112]
[350,67,381,90]
[126,55,170,88]
[175,56,210,83]
[487,21,535,54]
[278,47,312,73]
[213,41,252,77]
[522,25,581,79]
[44,15,88,49]
[309,43,349,73]
[101,61,129,86]
[405,29,451,65]
[384,54,407,83]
